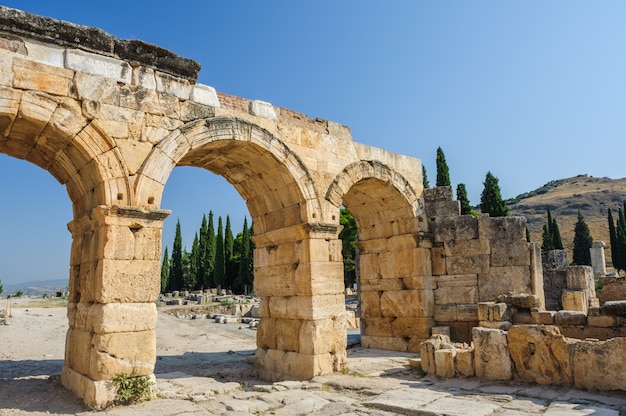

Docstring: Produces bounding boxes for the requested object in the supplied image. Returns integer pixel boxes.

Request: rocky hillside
[507,175,626,265]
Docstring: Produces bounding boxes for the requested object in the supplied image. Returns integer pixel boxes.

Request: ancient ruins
[1,6,625,408]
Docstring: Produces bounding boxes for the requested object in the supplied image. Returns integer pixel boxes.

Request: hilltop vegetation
[506,175,626,264]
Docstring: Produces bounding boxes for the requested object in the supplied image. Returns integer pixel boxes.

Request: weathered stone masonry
[0,7,428,407]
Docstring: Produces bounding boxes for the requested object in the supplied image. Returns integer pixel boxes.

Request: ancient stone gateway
[0,7,551,408]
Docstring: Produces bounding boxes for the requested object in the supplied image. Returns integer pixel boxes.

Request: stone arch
[136,115,322,233]
[0,89,132,217]
[326,160,434,353]
[326,160,421,239]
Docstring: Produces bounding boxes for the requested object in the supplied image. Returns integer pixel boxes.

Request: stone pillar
[590,241,607,277]
[358,229,434,353]
[252,223,347,381]
[62,205,170,408]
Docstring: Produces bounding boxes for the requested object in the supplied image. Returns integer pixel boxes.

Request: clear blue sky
[1,1,625,285]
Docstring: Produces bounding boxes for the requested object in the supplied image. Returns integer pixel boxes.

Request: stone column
[359,229,435,353]
[590,241,607,277]
[62,205,169,407]
[253,223,347,380]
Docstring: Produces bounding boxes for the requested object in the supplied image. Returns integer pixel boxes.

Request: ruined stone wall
[422,324,626,392]
[428,187,544,342]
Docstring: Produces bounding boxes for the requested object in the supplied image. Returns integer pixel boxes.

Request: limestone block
[536,310,556,325]
[0,87,21,134]
[529,242,545,309]
[425,200,460,219]
[476,304,489,324]
[13,56,72,96]
[359,291,382,317]
[554,311,587,326]
[399,276,432,291]
[379,247,431,278]
[455,348,474,377]
[387,234,418,251]
[443,238,489,257]
[73,72,119,102]
[446,255,489,275]
[275,319,302,352]
[154,71,191,99]
[456,304,478,322]
[361,277,404,292]
[361,335,407,352]
[600,300,626,316]
[95,258,161,303]
[381,289,433,317]
[0,54,14,88]
[561,290,587,313]
[23,38,65,67]
[256,318,277,349]
[67,301,90,330]
[479,320,511,330]
[295,261,344,296]
[490,240,531,267]
[131,66,156,89]
[391,317,433,339]
[431,326,451,337]
[434,304,457,322]
[190,83,220,107]
[497,293,541,309]
[478,266,532,302]
[472,327,512,381]
[284,351,333,379]
[87,302,157,333]
[573,338,626,391]
[435,285,478,305]
[419,334,450,374]
[65,328,93,376]
[433,215,478,242]
[65,49,132,84]
[267,294,345,320]
[508,325,573,385]
[478,215,526,241]
[90,330,156,380]
[436,274,478,288]
[587,315,616,328]
[249,99,277,120]
[253,264,298,297]
[435,349,456,378]
[566,265,595,291]
[542,250,570,271]
[431,246,446,275]
[179,100,215,123]
[358,252,379,279]
[299,318,347,355]
[362,317,394,337]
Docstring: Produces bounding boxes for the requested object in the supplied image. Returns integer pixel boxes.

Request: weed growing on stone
[112,372,153,405]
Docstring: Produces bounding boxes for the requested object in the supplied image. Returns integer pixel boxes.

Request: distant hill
[507,175,626,266]
[2,279,68,296]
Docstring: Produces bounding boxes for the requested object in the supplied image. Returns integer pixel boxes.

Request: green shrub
[112,373,153,405]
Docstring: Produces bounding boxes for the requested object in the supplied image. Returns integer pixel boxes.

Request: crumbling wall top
[0,6,200,80]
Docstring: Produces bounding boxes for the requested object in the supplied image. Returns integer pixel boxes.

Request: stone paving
[88,348,626,416]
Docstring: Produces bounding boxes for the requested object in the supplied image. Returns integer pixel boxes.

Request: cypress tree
[161,246,170,293]
[189,233,199,290]
[205,211,216,288]
[609,208,617,267]
[435,147,451,187]
[224,215,235,289]
[542,207,563,251]
[615,208,626,273]
[551,216,563,250]
[422,165,430,189]
[169,219,184,291]
[238,217,253,294]
[572,211,593,266]
[197,215,208,289]
[480,171,509,217]
[456,183,472,215]
[213,216,226,289]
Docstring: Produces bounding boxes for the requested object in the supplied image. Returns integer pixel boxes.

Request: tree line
[425,147,597,268]
[161,212,254,294]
